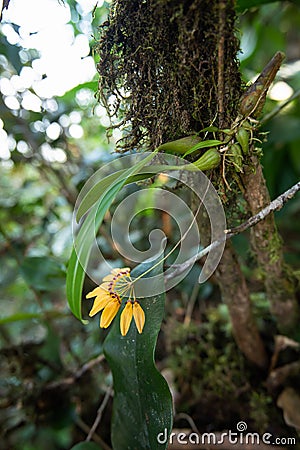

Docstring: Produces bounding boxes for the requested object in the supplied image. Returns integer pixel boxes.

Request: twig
[183,282,200,326]
[225,181,300,235]
[165,181,300,282]
[75,417,112,450]
[86,385,113,442]
[46,354,105,390]
[175,412,200,434]
[261,88,300,124]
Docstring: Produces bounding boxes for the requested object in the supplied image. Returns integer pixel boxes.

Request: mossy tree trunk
[242,157,300,336]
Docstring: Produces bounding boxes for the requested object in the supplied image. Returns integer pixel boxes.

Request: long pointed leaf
[66,151,158,321]
[183,139,222,157]
[76,162,185,222]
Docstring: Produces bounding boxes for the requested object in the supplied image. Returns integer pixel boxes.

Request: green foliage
[237,0,283,12]
[20,256,65,291]
[166,308,245,402]
[249,391,273,433]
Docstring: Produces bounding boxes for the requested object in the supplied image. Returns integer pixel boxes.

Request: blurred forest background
[0,0,300,449]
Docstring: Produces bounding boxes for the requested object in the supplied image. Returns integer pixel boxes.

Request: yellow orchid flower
[86,267,145,336]
[120,301,133,336]
[120,300,146,336]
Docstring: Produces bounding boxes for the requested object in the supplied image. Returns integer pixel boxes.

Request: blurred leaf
[71,443,102,450]
[103,255,172,450]
[76,169,128,222]
[0,35,22,72]
[0,311,67,324]
[38,324,62,367]
[289,139,300,175]
[200,126,220,133]
[58,81,98,103]
[76,167,167,222]
[20,256,65,291]
[237,0,275,11]
[236,0,300,11]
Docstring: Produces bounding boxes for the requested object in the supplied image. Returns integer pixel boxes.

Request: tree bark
[215,243,268,368]
[241,157,300,334]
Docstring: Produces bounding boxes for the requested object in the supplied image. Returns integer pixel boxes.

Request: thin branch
[46,354,105,390]
[225,180,300,235]
[75,417,112,450]
[86,386,113,442]
[165,181,300,282]
[183,282,200,327]
[261,88,300,125]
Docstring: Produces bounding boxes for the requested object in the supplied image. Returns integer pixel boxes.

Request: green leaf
[70,443,102,450]
[103,255,173,450]
[236,0,283,11]
[66,181,126,321]
[38,324,62,367]
[76,170,152,223]
[0,311,68,324]
[199,125,220,133]
[183,139,222,157]
[76,166,172,222]
[20,256,65,291]
[66,151,159,321]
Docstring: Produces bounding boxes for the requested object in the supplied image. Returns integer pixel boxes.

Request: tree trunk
[242,156,300,334]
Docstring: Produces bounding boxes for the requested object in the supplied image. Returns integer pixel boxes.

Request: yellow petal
[102,274,115,282]
[112,267,130,275]
[89,294,112,317]
[100,281,112,291]
[120,302,133,336]
[86,286,107,299]
[100,299,120,328]
[133,301,145,334]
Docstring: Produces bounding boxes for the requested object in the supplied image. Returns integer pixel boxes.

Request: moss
[166,314,246,401]
[266,229,283,265]
[249,391,273,433]
[96,0,242,152]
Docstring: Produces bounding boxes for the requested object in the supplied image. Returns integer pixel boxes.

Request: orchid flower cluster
[86,267,145,336]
